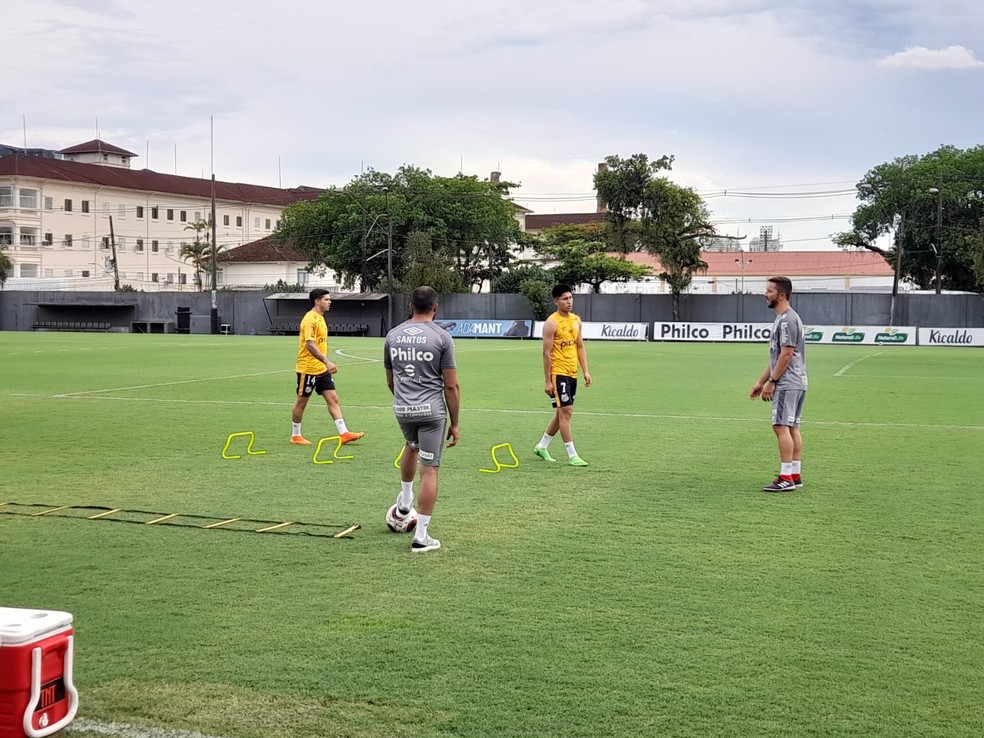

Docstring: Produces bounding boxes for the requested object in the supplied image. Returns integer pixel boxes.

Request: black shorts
[550,374,577,408]
[296,371,336,397]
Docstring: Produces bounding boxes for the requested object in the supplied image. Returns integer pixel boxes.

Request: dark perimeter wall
[1,290,982,335]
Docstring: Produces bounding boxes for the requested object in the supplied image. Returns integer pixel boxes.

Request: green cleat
[533,447,556,462]
[568,456,589,467]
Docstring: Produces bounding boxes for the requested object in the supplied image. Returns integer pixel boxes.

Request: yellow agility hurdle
[221,431,267,459]
[313,435,354,465]
[479,443,520,474]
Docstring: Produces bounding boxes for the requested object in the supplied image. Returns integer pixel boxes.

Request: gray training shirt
[383,320,457,420]
[769,307,808,390]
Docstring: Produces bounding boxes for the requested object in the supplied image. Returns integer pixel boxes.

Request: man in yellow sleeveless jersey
[290,288,364,445]
[533,284,592,466]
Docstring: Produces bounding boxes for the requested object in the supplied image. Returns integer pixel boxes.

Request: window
[64,234,73,248]
[151,273,159,282]
[151,240,159,253]
[179,210,187,222]
[216,269,223,286]
[195,211,202,221]
[254,217,260,228]
[297,269,309,286]
[119,204,126,219]
[151,206,159,219]
[178,273,187,285]
[0,187,13,207]
[236,215,242,227]
[118,237,126,251]
[167,272,176,284]
[102,202,110,215]
[64,199,73,212]
[44,232,53,246]
[265,218,271,229]
[136,205,144,219]
[82,270,90,278]
[0,227,11,245]
[64,270,74,278]
[101,237,110,249]
[134,272,143,281]
[135,238,144,252]
[82,200,91,214]
[20,188,38,209]
[223,214,230,226]
[20,264,39,278]
[166,209,174,221]
[44,197,53,210]
[20,230,38,246]
[276,219,281,229]
[165,241,174,253]
[44,269,54,278]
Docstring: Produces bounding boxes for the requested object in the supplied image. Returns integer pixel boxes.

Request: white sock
[564,441,577,458]
[334,418,349,435]
[398,481,414,511]
[537,433,554,449]
[781,462,794,477]
[791,460,801,476]
[292,422,301,436]
[415,514,431,542]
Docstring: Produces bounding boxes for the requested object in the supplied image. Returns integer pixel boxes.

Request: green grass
[1,332,982,738]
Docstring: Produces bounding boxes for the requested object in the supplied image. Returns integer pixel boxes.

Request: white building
[0,140,322,290]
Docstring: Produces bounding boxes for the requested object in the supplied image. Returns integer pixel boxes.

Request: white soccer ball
[386,503,418,533]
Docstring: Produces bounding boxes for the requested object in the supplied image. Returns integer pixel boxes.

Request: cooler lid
[0,607,74,646]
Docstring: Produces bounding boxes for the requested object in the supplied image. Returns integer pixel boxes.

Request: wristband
[768,376,778,383]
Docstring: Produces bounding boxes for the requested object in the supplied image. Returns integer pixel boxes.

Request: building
[607,250,895,294]
[216,235,344,290]
[0,140,322,290]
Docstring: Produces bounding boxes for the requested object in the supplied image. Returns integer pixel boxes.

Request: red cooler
[0,607,78,738]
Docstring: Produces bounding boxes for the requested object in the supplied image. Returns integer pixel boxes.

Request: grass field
[1,331,982,738]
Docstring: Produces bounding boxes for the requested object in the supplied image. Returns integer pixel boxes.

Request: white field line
[834,351,883,376]
[65,717,230,738]
[9,393,984,431]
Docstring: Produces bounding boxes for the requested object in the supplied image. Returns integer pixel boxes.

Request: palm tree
[180,219,222,290]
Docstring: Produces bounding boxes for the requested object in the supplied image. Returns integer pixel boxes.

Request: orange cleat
[290,435,313,446]
[339,431,365,444]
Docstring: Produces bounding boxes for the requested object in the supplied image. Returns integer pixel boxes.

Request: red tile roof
[621,250,893,276]
[525,212,606,230]
[0,154,324,207]
[218,236,308,263]
[59,139,137,157]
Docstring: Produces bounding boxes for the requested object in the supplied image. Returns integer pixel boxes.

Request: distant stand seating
[269,321,368,336]
[33,320,112,332]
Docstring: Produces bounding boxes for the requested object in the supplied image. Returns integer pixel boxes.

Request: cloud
[879,45,984,69]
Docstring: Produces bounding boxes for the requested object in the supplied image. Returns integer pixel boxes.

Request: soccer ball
[385,503,418,533]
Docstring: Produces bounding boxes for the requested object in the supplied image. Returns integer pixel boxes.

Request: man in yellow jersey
[290,288,364,445]
[533,283,592,466]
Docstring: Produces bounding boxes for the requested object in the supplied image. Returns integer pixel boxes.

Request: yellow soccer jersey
[547,311,581,377]
[296,309,328,374]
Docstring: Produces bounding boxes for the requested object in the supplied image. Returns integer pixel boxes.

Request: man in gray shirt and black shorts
[749,276,808,492]
[384,286,461,552]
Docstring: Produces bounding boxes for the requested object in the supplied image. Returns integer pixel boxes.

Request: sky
[4,0,983,250]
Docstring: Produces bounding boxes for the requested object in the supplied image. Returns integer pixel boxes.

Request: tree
[400,230,468,294]
[838,145,984,293]
[491,264,553,293]
[180,218,222,291]
[594,154,714,319]
[277,167,523,293]
[535,223,651,293]
[0,246,10,288]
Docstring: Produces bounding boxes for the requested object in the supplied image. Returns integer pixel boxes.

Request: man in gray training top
[749,276,808,492]
[383,286,460,552]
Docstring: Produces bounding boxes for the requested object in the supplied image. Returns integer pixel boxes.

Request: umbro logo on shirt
[405,326,424,335]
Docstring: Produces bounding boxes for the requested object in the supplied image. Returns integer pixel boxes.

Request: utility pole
[108,215,120,291]
[386,211,393,331]
[929,177,943,295]
[210,174,218,333]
